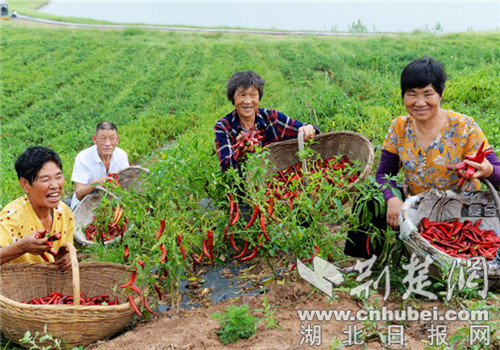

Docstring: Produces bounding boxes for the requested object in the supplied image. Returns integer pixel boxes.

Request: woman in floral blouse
[345,56,500,259]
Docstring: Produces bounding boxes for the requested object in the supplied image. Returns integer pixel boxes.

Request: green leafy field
[1,23,500,345]
[1,22,498,206]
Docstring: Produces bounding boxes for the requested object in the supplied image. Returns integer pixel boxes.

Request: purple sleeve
[376,150,400,202]
[486,150,500,187]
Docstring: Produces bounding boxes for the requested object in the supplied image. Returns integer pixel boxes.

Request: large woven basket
[400,180,500,289]
[0,243,140,348]
[262,130,374,190]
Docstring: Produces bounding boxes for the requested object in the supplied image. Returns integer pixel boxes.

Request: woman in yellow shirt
[0,146,74,268]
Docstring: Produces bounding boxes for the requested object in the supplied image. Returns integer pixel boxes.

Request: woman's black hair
[401,56,447,98]
[15,146,63,185]
[226,70,265,105]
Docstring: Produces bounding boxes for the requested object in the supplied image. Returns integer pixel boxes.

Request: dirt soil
[84,258,494,350]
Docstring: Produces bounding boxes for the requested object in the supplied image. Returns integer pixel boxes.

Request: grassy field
[1,21,499,206]
[1,17,500,350]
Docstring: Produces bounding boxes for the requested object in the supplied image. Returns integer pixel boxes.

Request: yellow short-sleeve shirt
[382,110,490,197]
[0,195,74,264]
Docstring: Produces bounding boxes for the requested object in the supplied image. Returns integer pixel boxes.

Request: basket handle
[297,130,308,173]
[481,178,500,263]
[61,242,81,306]
[481,178,500,222]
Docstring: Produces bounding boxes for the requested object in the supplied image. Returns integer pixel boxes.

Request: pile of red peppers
[419,217,500,260]
[23,292,119,306]
[84,205,128,243]
[268,155,358,209]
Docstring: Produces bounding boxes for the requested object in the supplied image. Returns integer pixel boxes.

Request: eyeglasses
[97,137,117,143]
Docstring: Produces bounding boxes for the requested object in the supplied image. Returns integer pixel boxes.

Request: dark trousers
[344,188,404,259]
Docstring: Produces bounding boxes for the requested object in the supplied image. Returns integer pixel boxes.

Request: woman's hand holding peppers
[460,157,494,180]
[21,230,51,255]
[448,142,494,187]
[234,133,251,160]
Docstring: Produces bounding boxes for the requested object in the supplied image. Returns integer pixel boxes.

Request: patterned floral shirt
[382,110,490,196]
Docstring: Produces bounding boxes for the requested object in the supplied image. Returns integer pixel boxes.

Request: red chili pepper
[47,247,57,256]
[207,230,215,260]
[177,234,186,259]
[110,206,123,228]
[155,219,166,240]
[228,193,235,222]
[153,283,162,300]
[230,202,240,226]
[240,245,258,261]
[244,205,260,230]
[202,239,211,259]
[138,260,145,269]
[290,246,320,270]
[158,243,167,263]
[120,270,137,289]
[457,177,466,188]
[260,211,271,241]
[128,295,142,316]
[229,233,239,252]
[40,253,50,262]
[267,197,274,218]
[129,284,143,298]
[233,240,249,259]
[366,236,370,256]
[124,244,130,263]
[192,251,202,264]
[143,296,156,315]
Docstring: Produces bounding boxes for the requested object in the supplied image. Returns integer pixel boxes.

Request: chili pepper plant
[80,136,398,314]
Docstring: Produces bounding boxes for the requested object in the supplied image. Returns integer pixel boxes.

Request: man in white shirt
[70,122,129,210]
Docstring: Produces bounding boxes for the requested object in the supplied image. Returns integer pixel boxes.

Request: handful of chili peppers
[35,229,62,262]
[419,217,500,260]
[233,129,264,158]
[447,141,493,188]
[23,292,119,306]
[84,205,128,243]
[106,172,120,190]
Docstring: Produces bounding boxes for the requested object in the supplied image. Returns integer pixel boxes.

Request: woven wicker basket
[262,130,374,190]
[400,180,500,290]
[115,166,149,192]
[0,243,140,348]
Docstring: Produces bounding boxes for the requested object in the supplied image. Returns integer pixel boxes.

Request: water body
[38,0,500,33]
